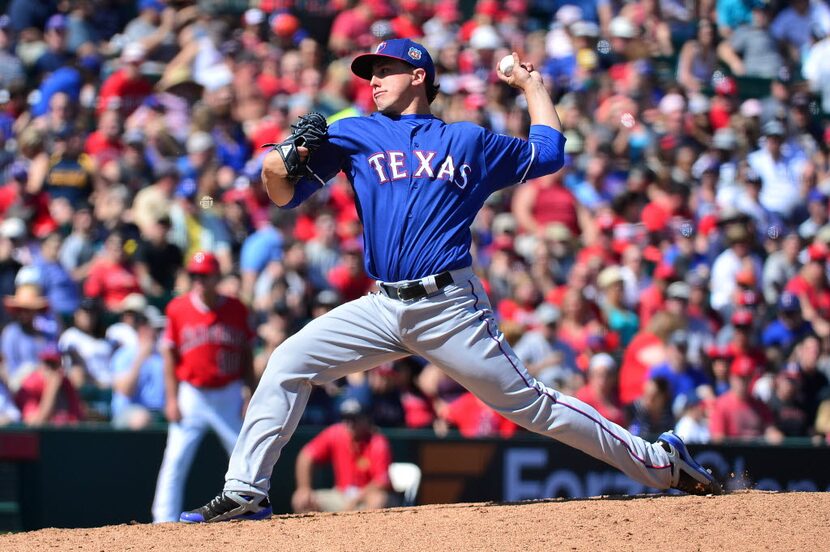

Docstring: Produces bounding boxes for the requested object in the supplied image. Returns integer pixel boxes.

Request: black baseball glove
[263,112,328,179]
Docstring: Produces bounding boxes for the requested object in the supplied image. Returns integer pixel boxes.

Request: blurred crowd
[0,0,828,445]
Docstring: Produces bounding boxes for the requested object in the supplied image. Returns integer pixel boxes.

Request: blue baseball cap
[351,39,435,85]
[779,291,801,312]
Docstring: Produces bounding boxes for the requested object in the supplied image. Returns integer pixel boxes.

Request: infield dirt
[1,490,827,551]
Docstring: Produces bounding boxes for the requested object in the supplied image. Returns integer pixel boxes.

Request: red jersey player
[151,251,256,523]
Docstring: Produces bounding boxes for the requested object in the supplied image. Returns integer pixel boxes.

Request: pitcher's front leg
[224,294,408,497]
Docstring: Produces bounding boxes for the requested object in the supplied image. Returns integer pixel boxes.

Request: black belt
[379,271,454,301]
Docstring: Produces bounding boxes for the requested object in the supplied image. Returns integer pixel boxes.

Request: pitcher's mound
[2,491,828,551]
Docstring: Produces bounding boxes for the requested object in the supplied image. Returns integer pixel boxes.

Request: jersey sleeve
[281,120,351,209]
[482,125,566,192]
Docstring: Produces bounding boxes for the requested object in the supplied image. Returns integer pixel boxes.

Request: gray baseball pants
[224,267,673,497]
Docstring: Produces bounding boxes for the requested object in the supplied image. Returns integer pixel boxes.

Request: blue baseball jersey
[287,112,565,282]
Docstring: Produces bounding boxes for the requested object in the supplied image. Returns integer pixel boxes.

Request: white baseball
[499,55,515,77]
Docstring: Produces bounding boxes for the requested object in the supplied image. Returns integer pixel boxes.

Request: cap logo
[408,47,422,60]
[376,42,386,53]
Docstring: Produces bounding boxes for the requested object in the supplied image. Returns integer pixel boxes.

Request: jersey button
[414,142,420,147]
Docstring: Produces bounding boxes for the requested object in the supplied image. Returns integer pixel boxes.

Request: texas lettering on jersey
[366,150,473,189]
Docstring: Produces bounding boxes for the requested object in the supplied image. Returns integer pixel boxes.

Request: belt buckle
[398,281,423,301]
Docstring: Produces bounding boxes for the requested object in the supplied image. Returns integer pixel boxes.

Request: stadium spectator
[33,231,79,323]
[14,343,83,425]
[717,2,782,78]
[649,329,712,404]
[709,355,783,443]
[575,352,627,427]
[677,18,718,94]
[673,391,710,444]
[110,307,166,430]
[291,398,392,513]
[627,376,675,439]
[82,231,142,314]
[1,284,54,388]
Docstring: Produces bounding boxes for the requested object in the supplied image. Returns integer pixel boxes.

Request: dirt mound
[2,491,828,551]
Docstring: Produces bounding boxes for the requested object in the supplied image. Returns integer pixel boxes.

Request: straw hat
[4,284,49,311]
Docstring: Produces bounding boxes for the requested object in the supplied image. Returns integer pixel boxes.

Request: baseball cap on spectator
[589,352,616,371]
[563,130,584,154]
[0,16,10,31]
[555,5,583,26]
[175,178,197,199]
[469,25,503,50]
[271,13,300,38]
[686,270,707,289]
[435,1,461,23]
[339,397,368,420]
[144,305,167,329]
[39,343,62,363]
[712,128,737,150]
[654,263,676,280]
[735,269,756,287]
[762,120,786,137]
[119,293,148,314]
[314,289,342,309]
[669,329,689,347]
[666,281,691,301]
[739,99,762,118]
[10,161,28,182]
[492,213,517,235]
[597,266,624,289]
[139,0,165,12]
[725,224,751,245]
[706,344,731,360]
[0,217,26,240]
[14,265,40,287]
[351,38,436,86]
[808,189,828,204]
[545,222,572,242]
[187,251,220,275]
[659,93,685,115]
[714,76,737,96]
[571,21,599,38]
[807,242,828,263]
[535,303,561,326]
[243,8,265,26]
[791,92,811,109]
[4,285,49,311]
[154,160,179,180]
[730,355,756,378]
[731,309,754,327]
[124,128,145,146]
[778,291,801,312]
[737,290,759,306]
[609,16,636,38]
[370,20,395,41]
[79,297,100,312]
[688,94,710,115]
[187,131,214,154]
[476,0,502,17]
[121,42,146,64]
[46,14,67,32]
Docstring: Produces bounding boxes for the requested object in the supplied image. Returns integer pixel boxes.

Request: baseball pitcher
[181,39,720,523]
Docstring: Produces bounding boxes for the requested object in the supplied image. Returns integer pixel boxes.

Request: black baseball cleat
[658,431,723,496]
[179,491,272,523]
